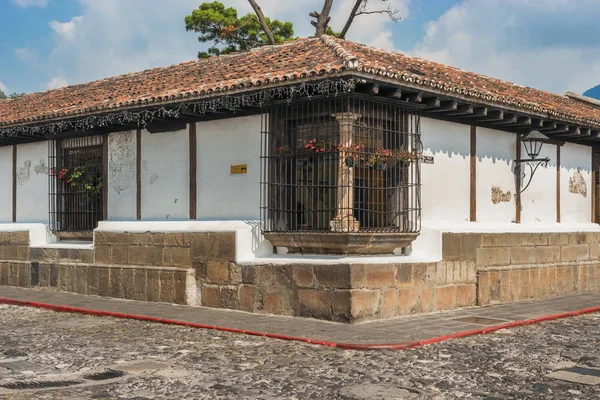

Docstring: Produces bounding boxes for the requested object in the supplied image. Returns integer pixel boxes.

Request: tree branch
[339,0,364,39]
[310,0,333,37]
[247,0,276,45]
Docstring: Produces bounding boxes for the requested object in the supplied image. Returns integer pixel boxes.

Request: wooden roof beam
[489,113,517,125]
[380,87,402,99]
[445,104,474,116]
[427,100,458,113]
[541,123,569,134]
[407,92,423,103]
[476,110,503,122]
[463,107,488,118]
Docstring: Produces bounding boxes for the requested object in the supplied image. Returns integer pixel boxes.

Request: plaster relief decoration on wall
[491,186,511,204]
[34,158,48,175]
[17,160,31,186]
[568,168,587,197]
[109,131,135,194]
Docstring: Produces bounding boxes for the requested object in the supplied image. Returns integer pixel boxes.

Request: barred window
[260,96,421,236]
[49,135,104,233]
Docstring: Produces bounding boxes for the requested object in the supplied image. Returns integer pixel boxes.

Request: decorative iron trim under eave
[0,79,357,141]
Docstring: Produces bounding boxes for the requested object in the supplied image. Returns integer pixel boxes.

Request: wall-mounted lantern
[515,130,550,194]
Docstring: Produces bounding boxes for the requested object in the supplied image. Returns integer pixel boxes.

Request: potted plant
[338,142,365,168]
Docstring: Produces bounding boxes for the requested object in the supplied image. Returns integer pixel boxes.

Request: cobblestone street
[0,305,598,399]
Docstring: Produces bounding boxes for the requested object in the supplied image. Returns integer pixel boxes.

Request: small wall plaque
[422,156,434,164]
[230,164,248,175]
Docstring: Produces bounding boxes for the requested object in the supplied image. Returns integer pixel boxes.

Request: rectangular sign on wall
[422,156,434,164]
[230,164,248,175]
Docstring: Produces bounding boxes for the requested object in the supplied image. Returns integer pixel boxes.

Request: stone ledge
[264,232,419,255]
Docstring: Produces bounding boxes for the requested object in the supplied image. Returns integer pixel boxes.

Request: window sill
[263,232,419,255]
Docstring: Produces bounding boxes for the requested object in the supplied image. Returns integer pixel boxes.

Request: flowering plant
[276,145,292,155]
[50,160,103,195]
[304,138,337,153]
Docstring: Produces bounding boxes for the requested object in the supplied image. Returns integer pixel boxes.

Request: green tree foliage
[0,89,6,99]
[185,1,294,58]
[0,89,25,99]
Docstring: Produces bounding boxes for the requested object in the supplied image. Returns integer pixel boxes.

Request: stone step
[30,247,95,264]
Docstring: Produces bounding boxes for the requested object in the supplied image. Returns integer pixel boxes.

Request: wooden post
[593,149,598,224]
[12,145,17,223]
[136,129,142,220]
[330,112,361,232]
[556,145,561,223]
[515,135,521,223]
[189,122,197,220]
[470,125,476,222]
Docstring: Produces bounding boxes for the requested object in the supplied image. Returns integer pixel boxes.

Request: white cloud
[47,76,68,89]
[36,0,404,91]
[15,47,39,66]
[0,82,8,94]
[49,16,83,40]
[410,0,600,94]
[11,0,47,8]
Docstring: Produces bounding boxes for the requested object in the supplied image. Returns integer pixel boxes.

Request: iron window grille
[49,135,104,233]
[260,96,422,234]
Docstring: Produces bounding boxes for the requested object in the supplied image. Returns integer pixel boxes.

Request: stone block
[445,261,455,283]
[397,287,418,315]
[499,270,512,302]
[239,285,255,311]
[10,231,29,245]
[121,267,135,300]
[576,245,590,262]
[75,265,88,295]
[94,232,123,245]
[16,246,29,261]
[561,245,579,262]
[436,262,447,285]
[442,233,460,261]
[350,290,380,321]
[396,264,412,286]
[467,262,476,283]
[128,246,155,266]
[147,269,161,302]
[58,264,70,292]
[590,244,599,261]
[0,233,9,244]
[298,288,331,319]
[98,268,111,297]
[0,263,8,286]
[262,292,282,314]
[349,264,366,288]
[18,263,30,288]
[242,265,256,284]
[549,233,570,246]
[381,289,397,318]
[193,261,207,281]
[364,264,395,288]
[160,270,175,303]
[511,247,536,265]
[331,291,351,322]
[133,268,147,301]
[482,233,507,247]
[39,263,50,287]
[8,263,19,286]
[165,233,190,247]
[529,268,540,299]
[460,234,483,261]
[29,247,42,261]
[315,264,351,289]
[456,284,476,307]
[5,245,17,261]
[509,270,520,301]
[478,272,491,305]
[411,264,428,286]
[535,246,561,264]
[95,246,111,264]
[50,264,59,287]
[87,266,99,295]
[547,267,558,296]
[190,233,209,261]
[208,232,236,261]
[174,270,187,305]
[163,246,191,267]
[435,286,457,311]
[419,287,434,312]
[564,266,575,294]
[207,261,230,284]
[506,234,521,247]
[201,285,220,308]
[109,267,123,298]
[229,263,242,285]
[519,269,530,300]
[292,265,315,288]
[112,246,129,265]
[521,233,548,246]
[477,247,510,267]
[0,246,6,261]
[425,263,438,286]
[150,233,166,246]
[152,247,164,266]
[127,233,153,246]
[538,268,549,298]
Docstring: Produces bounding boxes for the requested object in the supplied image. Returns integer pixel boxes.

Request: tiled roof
[2,35,600,129]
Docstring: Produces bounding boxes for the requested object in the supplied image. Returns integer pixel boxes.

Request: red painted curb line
[0,296,598,351]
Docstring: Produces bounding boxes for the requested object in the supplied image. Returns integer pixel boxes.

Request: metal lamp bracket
[514,157,550,194]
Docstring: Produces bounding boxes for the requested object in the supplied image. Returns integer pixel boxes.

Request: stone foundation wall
[1,229,599,323]
[442,232,600,305]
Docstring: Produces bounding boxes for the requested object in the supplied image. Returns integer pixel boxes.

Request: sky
[1,0,599,97]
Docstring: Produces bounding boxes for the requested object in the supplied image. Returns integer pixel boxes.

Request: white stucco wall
[196,115,261,220]
[476,127,516,222]
[520,143,557,223]
[140,128,189,220]
[420,117,470,222]
[15,141,49,223]
[0,146,13,222]
[560,142,592,223]
[107,130,136,220]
